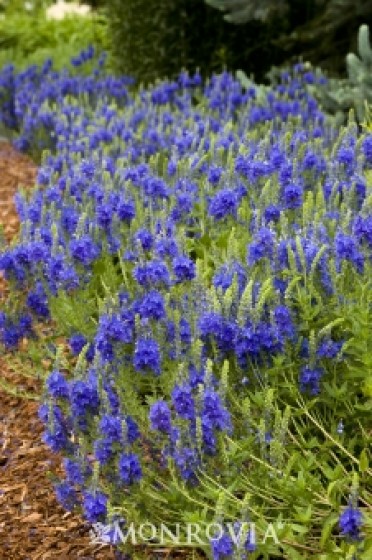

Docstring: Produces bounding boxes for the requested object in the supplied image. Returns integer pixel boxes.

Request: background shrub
[0,2,108,71]
[103,0,290,84]
[103,0,372,85]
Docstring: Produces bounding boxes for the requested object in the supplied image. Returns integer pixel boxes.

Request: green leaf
[320,514,338,549]
[294,505,312,523]
[359,449,369,473]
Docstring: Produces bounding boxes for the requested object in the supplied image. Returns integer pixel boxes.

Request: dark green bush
[104,0,289,84]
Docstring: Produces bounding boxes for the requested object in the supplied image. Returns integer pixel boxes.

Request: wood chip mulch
[0,141,118,559]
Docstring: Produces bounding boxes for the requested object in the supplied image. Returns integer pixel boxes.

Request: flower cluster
[0,58,370,557]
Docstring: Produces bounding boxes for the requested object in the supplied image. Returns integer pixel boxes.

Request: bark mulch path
[0,142,118,559]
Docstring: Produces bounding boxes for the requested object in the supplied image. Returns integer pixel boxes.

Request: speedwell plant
[0,58,371,559]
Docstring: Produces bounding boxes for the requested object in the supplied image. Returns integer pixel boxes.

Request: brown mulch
[0,142,117,559]
[0,141,37,243]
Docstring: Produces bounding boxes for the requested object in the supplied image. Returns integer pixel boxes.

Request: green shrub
[104,0,288,84]
[0,6,109,71]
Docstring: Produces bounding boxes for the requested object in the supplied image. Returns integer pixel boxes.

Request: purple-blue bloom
[83,491,108,523]
[149,401,172,433]
[339,505,363,541]
[118,453,142,485]
[209,189,238,220]
[46,370,69,399]
[133,337,161,375]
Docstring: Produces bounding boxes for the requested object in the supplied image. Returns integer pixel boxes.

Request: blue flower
[154,237,178,258]
[46,370,69,399]
[70,379,100,417]
[26,282,49,318]
[247,227,275,266]
[362,134,372,166]
[149,401,172,433]
[99,414,122,443]
[335,232,364,273]
[172,384,195,420]
[264,204,281,223]
[55,481,79,512]
[117,198,136,222]
[339,505,363,541]
[133,260,170,287]
[173,446,200,483]
[80,159,96,179]
[70,235,100,266]
[83,491,108,523]
[202,389,231,432]
[97,312,134,347]
[337,146,355,169]
[118,453,142,485]
[69,333,87,355]
[179,318,192,345]
[1,322,22,350]
[198,312,222,338]
[235,322,282,366]
[61,206,79,234]
[353,215,372,248]
[63,458,85,486]
[94,438,114,465]
[96,203,113,230]
[299,365,324,395]
[135,229,153,251]
[173,255,195,282]
[139,290,166,320]
[42,406,72,452]
[283,183,303,209]
[126,416,140,443]
[213,262,246,293]
[198,312,237,354]
[208,166,223,185]
[133,337,161,375]
[317,339,343,359]
[273,305,295,340]
[209,189,238,220]
[210,531,234,560]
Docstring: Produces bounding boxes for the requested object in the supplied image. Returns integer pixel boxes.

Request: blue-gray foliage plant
[205,0,288,24]
[317,24,372,123]
[237,24,372,125]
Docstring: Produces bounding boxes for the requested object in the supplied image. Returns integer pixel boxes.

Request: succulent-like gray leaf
[357,24,372,66]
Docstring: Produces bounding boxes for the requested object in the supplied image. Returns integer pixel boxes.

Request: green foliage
[103,0,288,84]
[0,5,108,71]
[0,0,52,13]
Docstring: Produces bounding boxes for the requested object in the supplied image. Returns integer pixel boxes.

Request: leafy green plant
[0,4,108,71]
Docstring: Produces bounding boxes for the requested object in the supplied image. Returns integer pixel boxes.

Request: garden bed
[0,53,371,559]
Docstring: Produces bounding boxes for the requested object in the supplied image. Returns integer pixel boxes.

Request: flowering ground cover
[0,54,371,559]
